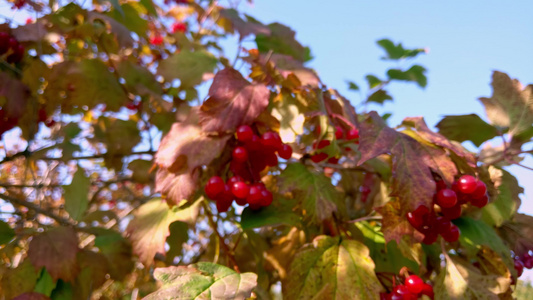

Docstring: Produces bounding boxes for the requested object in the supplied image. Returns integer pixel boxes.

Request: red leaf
[27,227,80,282]
[0,72,30,118]
[155,168,199,206]
[155,108,230,173]
[199,68,270,133]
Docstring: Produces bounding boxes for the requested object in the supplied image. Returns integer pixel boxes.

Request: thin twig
[345,215,382,224]
[0,193,75,227]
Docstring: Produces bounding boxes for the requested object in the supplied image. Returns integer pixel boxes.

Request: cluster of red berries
[514,251,533,278]
[171,22,187,33]
[381,275,434,300]
[0,32,24,64]
[204,125,292,212]
[0,108,18,138]
[408,175,488,245]
[149,35,164,46]
[310,125,359,163]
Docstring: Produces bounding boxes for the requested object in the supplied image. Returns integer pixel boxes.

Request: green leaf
[482,168,522,226]
[436,114,499,147]
[94,231,134,280]
[158,50,218,87]
[240,202,300,230]
[434,255,510,299]
[0,220,15,245]
[98,0,124,16]
[376,39,426,60]
[386,65,427,88]
[109,3,147,35]
[63,167,90,221]
[454,217,514,272]
[367,89,393,104]
[34,269,56,297]
[479,71,533,136]
[279,163,343,224]
[365,75,382,89]
[125,198,201,265]
[355,222,420,274]
[165,221,188,264]
[256,23,312,62]
[347,81,359,91]
[117,60,162,97]
[143,262,257,300]
[284,235,383,299]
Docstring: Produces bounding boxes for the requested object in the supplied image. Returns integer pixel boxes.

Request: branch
[345,215,382,224]
[202,201,240,272]
[0,193,75,227]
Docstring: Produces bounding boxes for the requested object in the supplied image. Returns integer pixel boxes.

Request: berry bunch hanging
[407,175,489,244]
[204,125,292,212]
[380,274,434,300]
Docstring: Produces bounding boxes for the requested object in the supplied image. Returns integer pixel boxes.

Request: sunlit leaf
[34,268,56,297]
[1,260,39,299]
[63,167,90,221]
[436,114,499,147]
[143,262,257,300]
[158,50,217,87]
[284,235,383,299]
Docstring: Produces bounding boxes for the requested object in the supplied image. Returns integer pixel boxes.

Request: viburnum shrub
[0,0,531,299]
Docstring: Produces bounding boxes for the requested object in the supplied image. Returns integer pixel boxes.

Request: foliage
[0,0,531,299]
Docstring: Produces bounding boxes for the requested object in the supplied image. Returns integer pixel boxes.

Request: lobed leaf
[436,114,499,147]
[143,262,257,300]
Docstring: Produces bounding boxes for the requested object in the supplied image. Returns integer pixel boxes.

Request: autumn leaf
[155,109,230,173]
[12,293,51,300]
[479,71,533,136]
[436,114,499,147]
[279,163,343,224]
[1,260,39,299]
[375,200,425,244]
[434,255,510,299]
[63,166,90,221]
[155,168,200,206]
[27,227,80,282]
[498,214,533,258]
[358,112,446,212]
[199,68,270,133]
[482,167,522,227]
[264,227,306,280]
[74,250,110,299]
[143,262,257,300]
[125,198,201,265]
[284,235,383,299]
[218,8,271,39]
[0,72,30,118]
[158,50,218,87]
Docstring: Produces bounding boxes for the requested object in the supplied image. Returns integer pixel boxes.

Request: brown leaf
[27,227,80,282]
[403,116,476,169]
[260,53,320,87]
[155,168,199,206]
[0,260,39,299]
[264,227,306,279]
[479,71,533,136]
[199,68,270,133]
[155,109,230,173]
[0,72,31,118]
[498,214,533,258]
[375,200,425,244]
[358,112,447,212]
[73,250,109,299]
[11,22,48,42]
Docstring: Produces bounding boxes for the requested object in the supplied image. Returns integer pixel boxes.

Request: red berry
[346,128,359,140]
[515,259,525,277]
[435,188,457,208]
[441,224,460,242]
[327,157,339,164]
[335,126,344,139]
[441,204,462,220]
[236,125,253,142]
[311,152,328,163]
[314,139,331,149]
[232,146,248,163]
[216,195,233,213]
[471,180,487,199]
[470,194,488,208]
[407,212,423,230]
[245,134,261,150]
[435,216,452,234]
[149,35,164,45]
[246,185,263,206]
[0,32,9,53]
[392,285,415,299]
[423,231,438,245]
[523,253,533,269]
[205,176,225,199]
[231,182,249,199]
[171,22,187,33]
[260,189,273,206]
[436,180,447,191]
[228,175,244,185]
[420,283,434,299]
[278,144,293,159]
[235,196,247,206]
[261,131,282,150]
[405,275,424,294]
[457,175,477,194]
